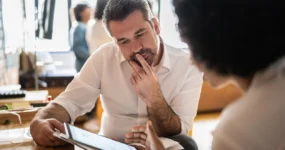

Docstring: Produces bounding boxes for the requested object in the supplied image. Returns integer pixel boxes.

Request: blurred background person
[84,0,112,133]
[86,0,112,55]
[70,3,91,72]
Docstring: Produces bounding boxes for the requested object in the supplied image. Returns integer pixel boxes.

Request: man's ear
[151,18,160,35]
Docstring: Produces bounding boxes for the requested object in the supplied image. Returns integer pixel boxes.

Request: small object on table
[0,90,26,99]
[0,90,48,106]
[47,95,53,103]
[0,104,8,110]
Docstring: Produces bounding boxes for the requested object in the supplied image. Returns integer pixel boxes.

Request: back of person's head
[173,0,285,78]
[103,0,153,34]
[74,3,90,22]
[94,0,109,20]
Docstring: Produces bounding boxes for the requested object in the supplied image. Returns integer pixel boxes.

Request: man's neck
[153,39,164,67]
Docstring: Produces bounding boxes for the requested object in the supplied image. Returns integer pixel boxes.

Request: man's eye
[136,33,144,38]
[120,40,129,44]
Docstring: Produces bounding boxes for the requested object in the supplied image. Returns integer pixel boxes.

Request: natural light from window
[160,0,187,49]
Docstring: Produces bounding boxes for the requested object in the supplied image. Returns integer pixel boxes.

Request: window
[2,0,24,52]
[34,0,70,52]
[34,0,96,52]
[159,0,187,48]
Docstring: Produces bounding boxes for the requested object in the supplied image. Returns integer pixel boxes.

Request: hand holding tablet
[54,123,137,150]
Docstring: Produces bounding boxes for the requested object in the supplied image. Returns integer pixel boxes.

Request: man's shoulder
[91,42,119,58]
[98,42,117,50]
[165,44,190,60]
[164,44,193,67]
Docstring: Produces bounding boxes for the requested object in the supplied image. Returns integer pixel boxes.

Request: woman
[127,0,285,149]
[71,3,91,72]
[86,0,112,55]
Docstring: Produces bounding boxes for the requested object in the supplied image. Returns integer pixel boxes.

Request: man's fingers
[53,139,67,146]
[126,132,147,139]
[125,132,134,138]
[130,74,136,85]
[130,61,146,76]
[131,138,146,145]
[136,54,151,74]
[48,119,65,133]
[146,121,156,137]
[132,145,145,150]
[125,138,146,145]
[131,71,140,83]
[45,127,58,142]
[131,125,146,132]
[36,135,54,147]
[43,125,66,146]
[130,61,141,73]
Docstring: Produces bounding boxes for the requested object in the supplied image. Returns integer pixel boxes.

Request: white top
[86,19,113,54]
[212,57,285,150]
[53,42,203,141]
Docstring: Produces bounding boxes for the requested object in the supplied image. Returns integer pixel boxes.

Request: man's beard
[130,48,155,67]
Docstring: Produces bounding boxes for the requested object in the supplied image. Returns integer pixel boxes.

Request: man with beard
[30,0,202,149]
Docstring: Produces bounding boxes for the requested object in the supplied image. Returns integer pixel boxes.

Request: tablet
[64,123,136,150]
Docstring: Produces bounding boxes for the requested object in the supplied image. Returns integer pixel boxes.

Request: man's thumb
[146,121,155,137]
[49,119,65,133]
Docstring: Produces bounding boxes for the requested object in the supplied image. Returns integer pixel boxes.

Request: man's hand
[125,121,165,150]
[130,54,182,137]
[129,54,164,107]
[30,118,67,147]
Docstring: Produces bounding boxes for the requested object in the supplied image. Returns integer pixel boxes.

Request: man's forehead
[109,10,150,37]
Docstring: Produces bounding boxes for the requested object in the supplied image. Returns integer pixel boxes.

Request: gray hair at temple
[102,0,154,36]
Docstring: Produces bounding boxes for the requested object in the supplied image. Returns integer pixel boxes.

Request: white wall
[160,0,187,48]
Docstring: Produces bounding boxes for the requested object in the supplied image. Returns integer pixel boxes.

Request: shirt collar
[119,38,171,71]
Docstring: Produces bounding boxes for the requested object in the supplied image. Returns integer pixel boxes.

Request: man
[30,0,202,149]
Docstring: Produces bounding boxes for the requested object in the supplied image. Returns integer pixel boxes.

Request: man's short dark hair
[173,0,285,78]
[74,3,90,22]
[103,0,153,35]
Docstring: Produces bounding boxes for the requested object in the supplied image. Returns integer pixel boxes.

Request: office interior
[0,0,242,149]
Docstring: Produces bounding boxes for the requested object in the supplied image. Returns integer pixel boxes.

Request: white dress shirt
[53,42,202,141]
[86,19,113,55]
[212,57,285,150]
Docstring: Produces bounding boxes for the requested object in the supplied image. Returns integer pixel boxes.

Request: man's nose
[131,40,142,53]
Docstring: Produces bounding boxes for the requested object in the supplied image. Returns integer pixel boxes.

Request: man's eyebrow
[117,38,128,43]
[135,28,146,34]
[116,28,147,42]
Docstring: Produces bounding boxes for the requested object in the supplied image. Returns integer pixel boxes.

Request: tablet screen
[66,123,136,150]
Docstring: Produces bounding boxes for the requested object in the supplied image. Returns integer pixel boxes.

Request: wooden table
[0,120,88,150]
[0,122,73,150]
[0,123,74,150]
[0,142,74,150]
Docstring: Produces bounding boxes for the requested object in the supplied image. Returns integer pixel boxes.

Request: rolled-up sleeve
[53,48,103,123]
[170,67,203,135]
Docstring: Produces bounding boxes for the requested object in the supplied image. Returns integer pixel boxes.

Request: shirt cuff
[52,100,78,124]
[180,117,193,135]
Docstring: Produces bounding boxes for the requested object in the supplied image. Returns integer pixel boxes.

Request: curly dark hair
[173,0,285,78]
[74,3,90,22]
